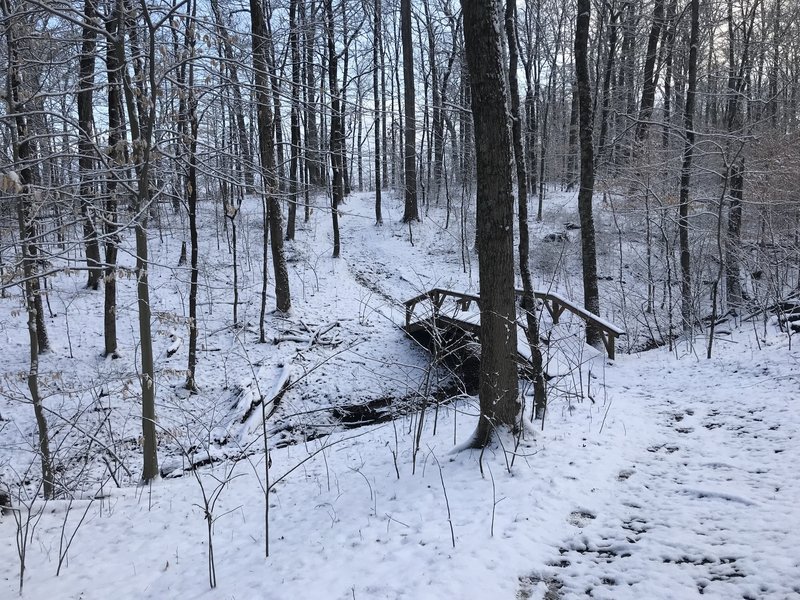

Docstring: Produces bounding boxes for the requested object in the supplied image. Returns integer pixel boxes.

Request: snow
[1,188,799,599]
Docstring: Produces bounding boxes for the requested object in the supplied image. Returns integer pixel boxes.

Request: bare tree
[325,0,344,257]
[2,0,54,495]
[78,0,102,290]
[506,0,545,417]
[250,0,291,322]
[679,0,700,332]
[401,0,418,222]
[373,0,383,224]
[113,0,164,481]
[575,0,602,347]
[462,0,519,446]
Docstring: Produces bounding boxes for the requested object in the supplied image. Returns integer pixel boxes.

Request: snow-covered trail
[522,343,800,599]
[317,192,800,598]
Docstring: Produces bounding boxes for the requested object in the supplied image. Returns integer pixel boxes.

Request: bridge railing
[403,287,625,359]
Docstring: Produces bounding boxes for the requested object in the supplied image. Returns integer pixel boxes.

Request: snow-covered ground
[1,189,799,598]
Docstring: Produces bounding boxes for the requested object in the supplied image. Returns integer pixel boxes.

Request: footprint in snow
[567,510,596,528]
[617,468,634,481]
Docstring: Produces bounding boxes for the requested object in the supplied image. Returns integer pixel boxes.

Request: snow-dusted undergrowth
[1,189,798,598]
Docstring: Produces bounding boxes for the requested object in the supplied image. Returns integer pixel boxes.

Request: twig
[429,447,455,548]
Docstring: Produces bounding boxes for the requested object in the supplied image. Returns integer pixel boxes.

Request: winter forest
[1,0,799,596]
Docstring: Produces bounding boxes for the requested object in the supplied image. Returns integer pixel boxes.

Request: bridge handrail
[520,289,625,336]
[403,287,625,359]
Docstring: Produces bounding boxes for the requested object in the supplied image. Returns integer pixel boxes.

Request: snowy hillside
[1,190,799,599]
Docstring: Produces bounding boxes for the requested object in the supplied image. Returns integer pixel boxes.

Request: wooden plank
[406,288,624,360]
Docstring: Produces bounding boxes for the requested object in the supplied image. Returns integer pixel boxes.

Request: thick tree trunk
[576,0,602,347]
[103,6,123,358]
[373,0,383,224]
[723,0,756,311]
[725,162,745,308]
[251,0,291,312]
[679,0,700,332]
[401,0,419,222]
[17,198,54,499]
[185,0,199,391]
[462,0,519,446]
[287,0,300,240]
[326,0,344,257]
[78,0,102,290]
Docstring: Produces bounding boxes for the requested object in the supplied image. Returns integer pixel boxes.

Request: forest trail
[519,344,800,599]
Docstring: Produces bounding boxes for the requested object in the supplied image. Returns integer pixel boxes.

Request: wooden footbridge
[403,288,624,366]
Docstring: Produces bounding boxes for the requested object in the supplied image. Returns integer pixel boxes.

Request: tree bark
[596,3,618,167]
[78,0,102,290]
[287,0,301,240]
[373,0,383,224]
[326,0,344,256]
[679,0,700,332]
[576,0,602,347]
[401,0,419,222]
[251,0,291,312]
[103,10,121,357]
[462,0,520,446]
[185,0,199,391]
[303,1,324,187]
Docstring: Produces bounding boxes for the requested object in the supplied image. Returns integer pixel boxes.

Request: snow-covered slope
[1,191,798,599]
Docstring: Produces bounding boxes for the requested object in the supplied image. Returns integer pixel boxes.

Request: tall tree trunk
[185,0,199,391]
[462,0,520,447]
[326,0,344,256]
[576,0,602,347]
[423,0,443,196]
[401,0,419,222]
[679,0,700,332]
[104,7,122,358]
[2,0,54,493]
[633,0,665,145]
[614,0,636,166]
[287,0,301,240]
[251,0,291,313]
[116,0,158,481]
[373,0,383,224]
[506,0,546,418]
[725,161,745,308]
[78,0,102,290]
[4,7,48,355]
[265,10,286,191]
